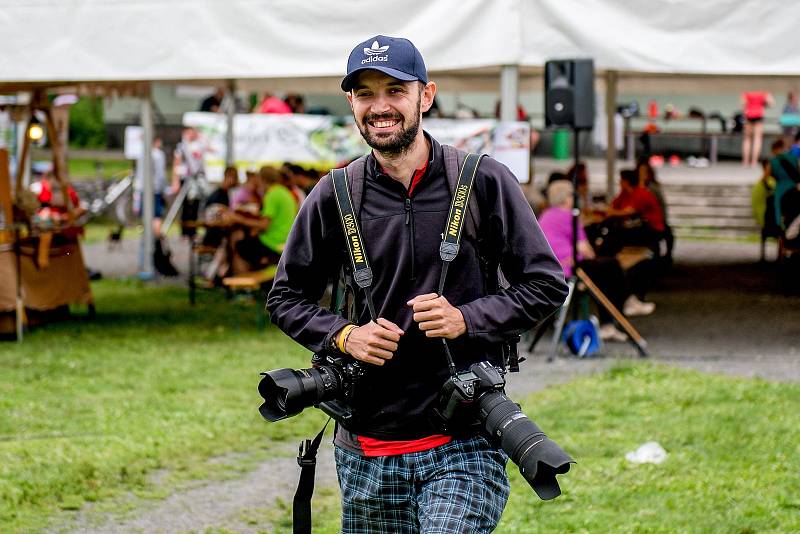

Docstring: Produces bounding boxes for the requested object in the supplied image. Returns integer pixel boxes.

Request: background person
[539,180,655,342]
[267,35,568,533]
[741,91,774,167]
[133,137,168,237]
[229,166,297,272]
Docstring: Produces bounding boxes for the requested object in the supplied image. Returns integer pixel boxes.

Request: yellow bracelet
[336,324,357,353]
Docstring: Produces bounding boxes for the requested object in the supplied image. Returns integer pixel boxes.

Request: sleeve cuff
[457,304,477,338]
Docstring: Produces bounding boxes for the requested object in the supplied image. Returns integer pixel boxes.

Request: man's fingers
[366,346,395,360]
[376,318,404,336]
[370,337,399,352]
[413,310,440,323]
[406,293,439,307]
[355,354,388,366]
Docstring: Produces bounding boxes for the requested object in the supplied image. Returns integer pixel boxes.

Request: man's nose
[369,93,391,114]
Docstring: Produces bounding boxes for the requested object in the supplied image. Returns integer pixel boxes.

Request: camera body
[433,361,506,434]
[258,351,365,424]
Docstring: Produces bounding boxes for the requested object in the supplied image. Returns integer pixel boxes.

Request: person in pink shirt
[254,93,292,114]
[741,91,775,167]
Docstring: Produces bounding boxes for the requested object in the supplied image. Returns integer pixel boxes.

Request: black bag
[154,238,179,277]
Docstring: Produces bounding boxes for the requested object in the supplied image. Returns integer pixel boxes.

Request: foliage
[67,158,133,180]
[67,98,106,149]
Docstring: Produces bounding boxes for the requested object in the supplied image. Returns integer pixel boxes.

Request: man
[604,169,666,250]
[134,137,168,237]
[172,127,208,236]
[199,86,225,112]
[231,166,297,272]
[267,35,567,532]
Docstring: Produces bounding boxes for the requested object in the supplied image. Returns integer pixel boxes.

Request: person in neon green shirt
[231,166,298,270]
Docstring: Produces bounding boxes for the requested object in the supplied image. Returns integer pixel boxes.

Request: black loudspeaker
[545,59,595,130]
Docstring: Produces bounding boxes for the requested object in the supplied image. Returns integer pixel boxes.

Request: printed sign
[182,113,530,183]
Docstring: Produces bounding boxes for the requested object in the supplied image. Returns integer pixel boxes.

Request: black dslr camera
[258,352,364,424]
[433,361,575,500]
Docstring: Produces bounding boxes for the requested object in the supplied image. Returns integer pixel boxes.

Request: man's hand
[343,319,404,366]
[407,293,467,339]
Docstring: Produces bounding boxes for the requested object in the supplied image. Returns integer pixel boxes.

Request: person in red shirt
[741,91,775,167]
[604,169,666,250]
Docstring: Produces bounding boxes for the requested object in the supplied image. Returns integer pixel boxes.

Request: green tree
[68,97,106,148]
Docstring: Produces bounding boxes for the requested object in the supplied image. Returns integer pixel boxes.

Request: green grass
[305,364,800,534]
[0,280,326,532]
[67,158,134,181]
[2,283,799,533]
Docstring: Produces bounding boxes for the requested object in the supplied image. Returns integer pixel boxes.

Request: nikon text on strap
[437,153,484,375]
[331,167,378,321]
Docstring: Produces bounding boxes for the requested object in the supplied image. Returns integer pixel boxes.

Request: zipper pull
[404,197,411,225]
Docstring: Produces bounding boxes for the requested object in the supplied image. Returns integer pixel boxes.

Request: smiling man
[268,35,567,533]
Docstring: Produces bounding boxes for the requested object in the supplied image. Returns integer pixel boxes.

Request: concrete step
[663,185,752,196]
[666,194,752,208]
[671,217,759,230]
[669,205,753,218]
[673,227,759,240]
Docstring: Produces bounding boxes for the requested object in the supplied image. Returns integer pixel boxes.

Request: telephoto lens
[258,366,342,422]
[478,391,574,500]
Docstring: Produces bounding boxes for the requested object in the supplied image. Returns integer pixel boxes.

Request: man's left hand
[407,293,466,339]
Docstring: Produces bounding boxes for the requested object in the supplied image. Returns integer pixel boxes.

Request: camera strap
[293,417,331,534]
[331,167,378,321]
[437,153,484,375]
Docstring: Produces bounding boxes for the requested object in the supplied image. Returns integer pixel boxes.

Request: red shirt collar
[379,159,429,197]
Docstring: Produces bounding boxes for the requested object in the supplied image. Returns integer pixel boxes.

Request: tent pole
[15,118,32,196]
[225,79,235,167]
[500,65,519,122]
[605,70,618,202]
[140,84,155,279]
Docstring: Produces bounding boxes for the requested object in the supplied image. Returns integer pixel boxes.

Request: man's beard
[356,99,421,157]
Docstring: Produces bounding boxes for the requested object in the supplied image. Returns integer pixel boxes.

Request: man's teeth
[372,120,398,128]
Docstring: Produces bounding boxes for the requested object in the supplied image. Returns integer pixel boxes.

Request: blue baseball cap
[341,35,428,92]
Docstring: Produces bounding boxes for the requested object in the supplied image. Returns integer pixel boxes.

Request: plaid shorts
[334,435,510,533]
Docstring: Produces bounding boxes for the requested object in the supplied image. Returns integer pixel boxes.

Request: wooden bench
[616,246,653,271]
[222,265,279,329]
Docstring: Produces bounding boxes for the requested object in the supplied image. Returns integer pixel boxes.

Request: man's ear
[346,91,354,110]
[420,81,437,113]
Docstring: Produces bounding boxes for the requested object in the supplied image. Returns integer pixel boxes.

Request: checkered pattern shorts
[334,435,510,533]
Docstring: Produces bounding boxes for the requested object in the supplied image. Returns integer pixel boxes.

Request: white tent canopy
[1,0,799,93]
[2,0,798,275]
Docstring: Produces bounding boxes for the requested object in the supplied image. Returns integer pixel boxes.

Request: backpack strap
[344,156,369,220]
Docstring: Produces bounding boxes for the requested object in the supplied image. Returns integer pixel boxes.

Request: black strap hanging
[292,418,331,534]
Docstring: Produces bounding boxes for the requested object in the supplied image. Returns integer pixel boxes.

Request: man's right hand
[343,319,404,366]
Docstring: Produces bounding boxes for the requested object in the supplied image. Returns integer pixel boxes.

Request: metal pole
[225,79,236,167]
[140,86,155,279]
[500,65,519,122]
[605,70,618,201]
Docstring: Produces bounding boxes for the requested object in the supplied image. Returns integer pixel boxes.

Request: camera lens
[258,366,341,422]
[478,391,574,500]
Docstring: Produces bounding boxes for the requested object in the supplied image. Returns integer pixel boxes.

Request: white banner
[182,113,530,183]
